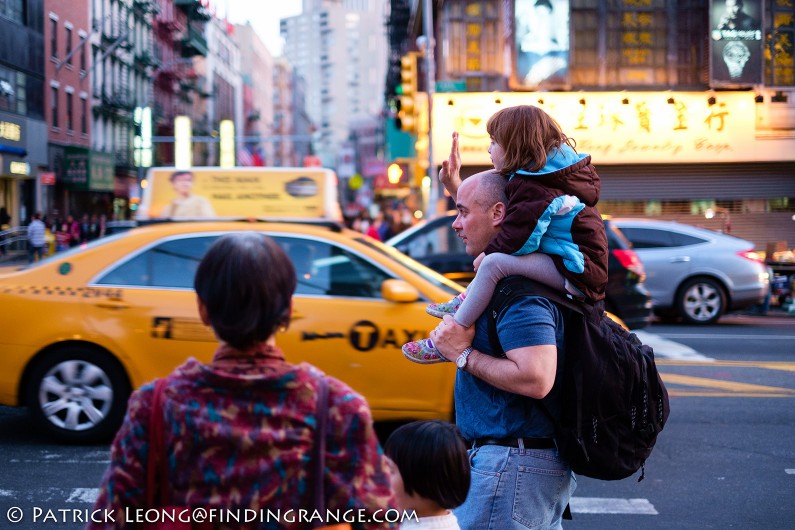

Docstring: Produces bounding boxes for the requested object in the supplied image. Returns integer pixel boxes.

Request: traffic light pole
[422,0,436,219]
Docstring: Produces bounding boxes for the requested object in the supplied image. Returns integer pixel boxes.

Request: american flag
[237,147,254,166]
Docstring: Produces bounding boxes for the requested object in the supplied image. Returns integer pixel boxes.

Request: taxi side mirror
[381,279,420,303]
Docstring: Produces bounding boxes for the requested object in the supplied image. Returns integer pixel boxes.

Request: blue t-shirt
[454,295,566,441]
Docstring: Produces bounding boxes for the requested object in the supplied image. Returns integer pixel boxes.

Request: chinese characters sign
[430,91,779,165]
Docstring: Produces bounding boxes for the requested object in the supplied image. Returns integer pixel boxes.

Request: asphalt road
[0,314,793,529]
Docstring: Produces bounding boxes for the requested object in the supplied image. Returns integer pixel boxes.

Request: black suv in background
[386,213,652,329]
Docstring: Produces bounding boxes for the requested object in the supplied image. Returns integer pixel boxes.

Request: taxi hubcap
[38,360,114,431]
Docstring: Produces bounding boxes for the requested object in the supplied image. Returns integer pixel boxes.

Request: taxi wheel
[25,346,131,444]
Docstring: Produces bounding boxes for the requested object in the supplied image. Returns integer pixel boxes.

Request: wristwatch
[455,346,474,370]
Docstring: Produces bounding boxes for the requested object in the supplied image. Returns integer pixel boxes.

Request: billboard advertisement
[137,167,342,222]
[710,0,764,85]
[512,0,570,89]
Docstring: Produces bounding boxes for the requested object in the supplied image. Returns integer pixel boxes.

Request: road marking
[662,373,795,397]
[570,497,658,515]
[786,469,795,475]
[659,334,795,340]
[657,360,795,373]
[66,488,99,503]
[632,331,713,361]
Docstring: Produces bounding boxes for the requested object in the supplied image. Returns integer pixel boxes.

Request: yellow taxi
[0,221,463,443]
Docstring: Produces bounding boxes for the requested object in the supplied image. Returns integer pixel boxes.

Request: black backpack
[487,276,670,481]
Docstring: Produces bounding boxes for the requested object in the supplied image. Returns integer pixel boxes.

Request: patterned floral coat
[88,344,397,529]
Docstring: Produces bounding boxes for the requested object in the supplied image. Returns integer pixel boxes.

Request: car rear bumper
[607,284,653,329]
[730,284,769,310]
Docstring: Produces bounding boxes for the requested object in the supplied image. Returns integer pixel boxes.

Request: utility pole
[422,0,436,219]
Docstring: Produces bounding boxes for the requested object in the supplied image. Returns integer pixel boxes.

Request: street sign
[435,80,466,92]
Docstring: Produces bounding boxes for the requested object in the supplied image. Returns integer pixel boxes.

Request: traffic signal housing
[395,52,419,134]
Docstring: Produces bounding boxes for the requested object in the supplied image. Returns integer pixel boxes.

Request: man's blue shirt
[454,295,566,441]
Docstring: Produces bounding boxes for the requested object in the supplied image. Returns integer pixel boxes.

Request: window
[569,0,708,88]
[0,0,24,24]
[80,96,87,134]
[766,1,795,86]
[66,92,73,131]
[79,36,87,72]
[51,86,58,128]
[96,236,220,288]
[50,18,58,59]
[618,227,705,249]
[277,236,392,298]
[65,27,73,66]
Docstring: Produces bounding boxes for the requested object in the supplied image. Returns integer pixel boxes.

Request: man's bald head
[458,170,508,213]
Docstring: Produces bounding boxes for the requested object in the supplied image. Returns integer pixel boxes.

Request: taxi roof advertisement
[137,167,342,222]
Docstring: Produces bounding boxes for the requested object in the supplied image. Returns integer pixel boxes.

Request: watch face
[456,355,466,368]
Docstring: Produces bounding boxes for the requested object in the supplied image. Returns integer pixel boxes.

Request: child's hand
[473,252,486,271]
[439,132,462,200]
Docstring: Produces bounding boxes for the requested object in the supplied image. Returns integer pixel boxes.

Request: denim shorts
[453,444,576,530]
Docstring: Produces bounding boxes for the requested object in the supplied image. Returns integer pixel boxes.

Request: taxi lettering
[347,320,424,351]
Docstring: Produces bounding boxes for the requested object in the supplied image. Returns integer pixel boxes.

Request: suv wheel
[25,346,130,444]
[676,277,726,325]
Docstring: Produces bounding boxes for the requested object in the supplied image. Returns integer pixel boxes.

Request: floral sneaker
[402,338,448,364]
[426,292,467,319]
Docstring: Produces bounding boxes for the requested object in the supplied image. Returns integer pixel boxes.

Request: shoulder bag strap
[146,378,169,509]
[311,376,329,525]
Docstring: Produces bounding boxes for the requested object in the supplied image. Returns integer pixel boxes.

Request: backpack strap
[487,275,595,357]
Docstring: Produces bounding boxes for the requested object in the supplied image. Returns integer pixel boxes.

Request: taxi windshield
[354,236,462,297]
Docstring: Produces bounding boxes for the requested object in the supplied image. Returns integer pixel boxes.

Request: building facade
[394,0,795,250]
[0,0,47,226]
[281,0,388,168]
[234,22,274,166]
[273,57,313,167]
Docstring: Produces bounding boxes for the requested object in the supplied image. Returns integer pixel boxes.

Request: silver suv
[611,218,769,324]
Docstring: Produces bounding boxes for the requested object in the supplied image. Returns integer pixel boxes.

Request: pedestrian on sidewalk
[26,212,46,263]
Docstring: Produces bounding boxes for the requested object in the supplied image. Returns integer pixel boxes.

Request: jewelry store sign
[431,91,783,165]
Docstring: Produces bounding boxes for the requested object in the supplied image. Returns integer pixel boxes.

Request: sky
[214,0,303,57]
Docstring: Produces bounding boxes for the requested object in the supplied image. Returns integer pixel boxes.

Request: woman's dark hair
[194,233,296,350]
[486,105,575,176]
[384,420,470,509]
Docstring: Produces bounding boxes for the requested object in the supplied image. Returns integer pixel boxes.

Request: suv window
[96,236,219,288]
[277,236,391,299]
[620,227,705,248]
[394,218,466,259]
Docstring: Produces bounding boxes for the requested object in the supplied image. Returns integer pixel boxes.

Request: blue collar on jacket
[511,144,588,179]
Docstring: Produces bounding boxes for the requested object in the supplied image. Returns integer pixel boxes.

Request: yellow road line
[658,360,795,373]
[662,373,795,396]
[668,391,795,397]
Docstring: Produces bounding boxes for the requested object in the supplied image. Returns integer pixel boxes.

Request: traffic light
[387,163,404,184]
[395,52,419,134]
